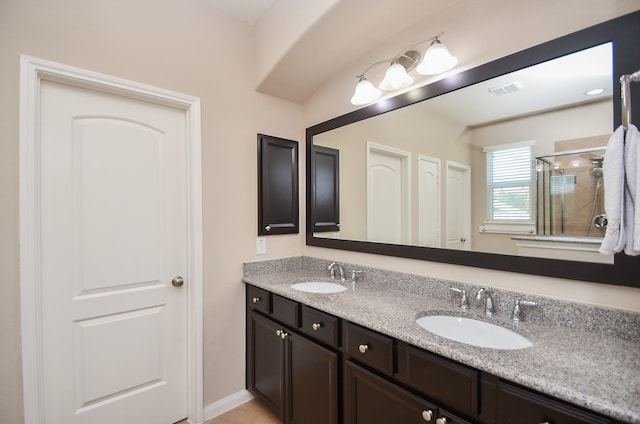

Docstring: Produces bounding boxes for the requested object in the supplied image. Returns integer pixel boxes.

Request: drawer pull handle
[312,322,323,331]
[436,418,447,424]
[421,409,433,421]
[251,296,261,303]
[358,344,369,354]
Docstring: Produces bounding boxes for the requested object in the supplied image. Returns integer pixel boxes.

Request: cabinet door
[258,134,299,235]
[247,312,286,420]
[286,333,339,424]
[344,360,437,424]
[311,145,340,232]
[497,381,612,424]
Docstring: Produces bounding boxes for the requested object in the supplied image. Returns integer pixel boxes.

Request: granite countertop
[243,258,640,423]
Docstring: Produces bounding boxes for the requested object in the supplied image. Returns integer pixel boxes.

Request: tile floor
[176,399,280,424]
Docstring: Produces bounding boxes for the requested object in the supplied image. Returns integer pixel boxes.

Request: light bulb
[351,77,382,105]
[416,39,458,75]
[378,63,414,91]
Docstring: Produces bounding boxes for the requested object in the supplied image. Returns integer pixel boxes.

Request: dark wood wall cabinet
[257,134,299,235]
[246,285,619,424]
[310,145,340,232]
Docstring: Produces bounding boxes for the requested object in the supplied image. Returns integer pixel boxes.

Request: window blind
[486,145,532,221]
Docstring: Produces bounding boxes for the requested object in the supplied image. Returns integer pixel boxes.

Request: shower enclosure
[536,147,607,238]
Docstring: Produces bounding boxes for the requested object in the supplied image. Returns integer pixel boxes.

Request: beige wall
[303,1,640,314]
[0,0,304,422]
[2,1,640,423]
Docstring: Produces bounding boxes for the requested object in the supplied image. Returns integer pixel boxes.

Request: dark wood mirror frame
[306,11,640,287]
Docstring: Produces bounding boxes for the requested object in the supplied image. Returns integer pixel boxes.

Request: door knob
[172,276,184,287]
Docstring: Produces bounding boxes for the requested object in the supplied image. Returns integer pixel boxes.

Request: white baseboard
[203,390,254,422]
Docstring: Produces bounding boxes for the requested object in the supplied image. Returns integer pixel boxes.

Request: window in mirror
[484,141,534,225]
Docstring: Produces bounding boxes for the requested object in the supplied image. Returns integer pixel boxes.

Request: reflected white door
[39,80,187,423]
[418,155,441,247]
[446,161,471,250]
[367,142,411,244]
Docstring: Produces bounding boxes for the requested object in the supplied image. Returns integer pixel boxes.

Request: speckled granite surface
[243,257,640,423]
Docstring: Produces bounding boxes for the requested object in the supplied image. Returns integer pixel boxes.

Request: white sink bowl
[290,281,348,294]
[416,315,532,350]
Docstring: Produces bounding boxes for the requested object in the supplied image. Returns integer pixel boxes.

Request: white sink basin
[416,315,532,350]
[290,281,348,294]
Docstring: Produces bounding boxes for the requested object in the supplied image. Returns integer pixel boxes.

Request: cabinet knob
[436,418,447,424]
[358,344,369,354]
[312,322,323,331]
[276,329,282,337]
[252,296,261,304]
[265,225,271,232]
[421,409,434,421]
[280,331,288,340]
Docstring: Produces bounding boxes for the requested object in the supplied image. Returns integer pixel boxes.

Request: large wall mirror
[306,11,640,287]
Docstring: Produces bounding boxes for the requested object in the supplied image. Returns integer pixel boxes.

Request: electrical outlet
[256,237,266,255]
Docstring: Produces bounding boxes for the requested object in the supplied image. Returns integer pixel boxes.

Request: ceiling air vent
[488,81,523,95]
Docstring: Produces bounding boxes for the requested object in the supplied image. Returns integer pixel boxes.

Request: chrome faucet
[476,287,495,316]
[327,261,345,282]
[512,298,538,322]
[350,269,363,284]
[450,287,470,310]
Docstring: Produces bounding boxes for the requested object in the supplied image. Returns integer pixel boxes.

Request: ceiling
[201,0,276,26]
[201,0,462,103]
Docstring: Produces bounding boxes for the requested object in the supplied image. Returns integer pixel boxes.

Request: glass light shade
[416,40,458,75]
[378,63,414,91]
[350,78,382,105]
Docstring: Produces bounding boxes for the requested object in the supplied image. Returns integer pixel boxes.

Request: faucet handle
[512,298,538,322]
[350,269,363,283]
[450,287,470,310]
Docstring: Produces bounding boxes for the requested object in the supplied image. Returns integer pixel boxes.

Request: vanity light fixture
[350,33,457,105]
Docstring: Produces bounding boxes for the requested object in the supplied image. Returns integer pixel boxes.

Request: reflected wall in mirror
[306,12,640,286]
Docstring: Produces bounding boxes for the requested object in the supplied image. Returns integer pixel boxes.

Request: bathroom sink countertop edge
[242,268,640,423]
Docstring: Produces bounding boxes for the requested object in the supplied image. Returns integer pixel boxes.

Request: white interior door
[367,142,411,244]
[418,155,441,247]
[38,79,188,424]
[446,161,471,250]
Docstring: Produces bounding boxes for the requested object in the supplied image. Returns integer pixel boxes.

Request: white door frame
[19,56,204,424]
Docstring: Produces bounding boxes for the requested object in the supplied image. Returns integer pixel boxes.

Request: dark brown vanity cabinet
[310,145,340,233]
[257,134,299,236]
[246,289,339,424]
[247,286,618,424]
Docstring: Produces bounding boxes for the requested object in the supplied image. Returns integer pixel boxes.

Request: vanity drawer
[396,342,478,417]
[272,294,300,328]
[247,286,270,314]
[344,322,393,375]
[496,381,612,424]
[300,305,340,348]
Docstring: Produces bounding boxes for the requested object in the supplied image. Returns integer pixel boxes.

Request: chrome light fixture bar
[351,33,457,105]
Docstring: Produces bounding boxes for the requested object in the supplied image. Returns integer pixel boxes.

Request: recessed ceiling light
[586,88,605,96]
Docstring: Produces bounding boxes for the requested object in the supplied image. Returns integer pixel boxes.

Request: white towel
[600,125,626,255]
[624,124,640,255]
